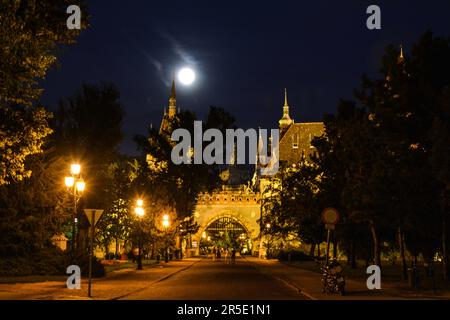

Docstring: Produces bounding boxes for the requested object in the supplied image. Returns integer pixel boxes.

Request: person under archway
[231,248,236,264]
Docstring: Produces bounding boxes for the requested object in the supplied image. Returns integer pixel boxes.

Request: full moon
[178,67,196,85]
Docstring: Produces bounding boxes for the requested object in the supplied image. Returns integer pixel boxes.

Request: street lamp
[162,214,170,228]
[76,178,85,192]
[134,206,145,217]
[65,176,74,188]
[64,163,85,256]
[71,164,81,175]
[162,214,170,263]
[134,199,145,270]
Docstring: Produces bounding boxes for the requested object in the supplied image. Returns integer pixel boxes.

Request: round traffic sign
[321,207,340,225]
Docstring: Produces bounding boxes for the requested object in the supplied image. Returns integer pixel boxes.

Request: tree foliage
[263,32,450,274]
[0,0,87,185]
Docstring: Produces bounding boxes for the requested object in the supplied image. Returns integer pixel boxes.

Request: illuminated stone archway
[190,188,261,255]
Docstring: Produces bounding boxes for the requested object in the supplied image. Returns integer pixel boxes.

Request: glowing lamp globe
[65,176,74,188]
[134,207,145,217]
[76,180,85,192]
[70,164,81,175]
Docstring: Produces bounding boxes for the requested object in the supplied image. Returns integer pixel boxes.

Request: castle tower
[159,79,178,134]
[278,88,293,136]
[397,44,405,64]
[168,79,177,118]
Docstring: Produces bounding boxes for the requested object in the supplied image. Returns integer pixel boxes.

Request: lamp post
[162,214,170,263]
[134,199,145,270]
[65,163,85,256]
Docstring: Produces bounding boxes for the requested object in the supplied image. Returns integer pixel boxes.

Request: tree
[0,0,87,185]
[0,149,70,275]
[53,83,125,252]
[95,157,142,258]
[53,83,124,204]
[431,86,450,280]
[261,160,324,255]
[133,106,236,256]
[264,32,450,278]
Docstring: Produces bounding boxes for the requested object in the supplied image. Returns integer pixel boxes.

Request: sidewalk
[0,258,202,300]
[244,256,439,300]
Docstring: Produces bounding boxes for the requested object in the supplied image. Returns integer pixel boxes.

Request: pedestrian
[231,248,236,264]
[217,247,221,261]
[224,248,229,264]
[212,247,216,262]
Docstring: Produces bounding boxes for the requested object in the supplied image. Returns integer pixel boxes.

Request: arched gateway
[191,186,261,256]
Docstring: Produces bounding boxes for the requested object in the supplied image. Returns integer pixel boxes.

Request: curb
[152,259,203,284]
[111,258,203,300]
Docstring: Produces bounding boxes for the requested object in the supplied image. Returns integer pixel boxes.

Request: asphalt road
[122,257,308,300]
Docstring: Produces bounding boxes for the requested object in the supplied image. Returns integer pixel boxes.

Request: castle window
[292,133,299,149]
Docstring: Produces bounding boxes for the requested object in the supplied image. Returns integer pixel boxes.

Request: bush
[104,252,120,260]
[0,246,66,277]
[0,249,107,278]
[277,249,314,262]
[72,253,106,278]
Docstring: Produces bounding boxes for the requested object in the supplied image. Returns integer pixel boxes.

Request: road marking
[242,256,318,300]
[273,277,317,300]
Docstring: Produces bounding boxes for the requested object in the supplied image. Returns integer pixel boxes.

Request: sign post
[321,208,339,265]
[84,209,103,298]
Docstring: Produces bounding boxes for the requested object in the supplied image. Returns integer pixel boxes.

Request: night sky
[41,0,450,155]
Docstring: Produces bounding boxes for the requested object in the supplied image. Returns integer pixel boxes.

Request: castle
[150,81,324,256]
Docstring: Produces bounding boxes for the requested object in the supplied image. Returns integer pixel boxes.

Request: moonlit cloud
[141,30,197,87]
[159,30,197,66]
[142,50,170,86]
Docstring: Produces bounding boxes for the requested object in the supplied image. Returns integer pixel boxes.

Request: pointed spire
[170,79,176,99]
[279,88,293,132]
[282,88,291,118]
[168,79,176,117]
[397,43,405,64]
[284,88,288,107]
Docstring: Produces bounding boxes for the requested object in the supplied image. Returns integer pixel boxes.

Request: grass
[0,275,67,284]
[0,259,158,284]
[104,259,157,273]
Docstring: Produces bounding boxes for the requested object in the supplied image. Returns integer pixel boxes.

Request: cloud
[140,28,197,87]
[159,30,197,66]
[142,50,170,86]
